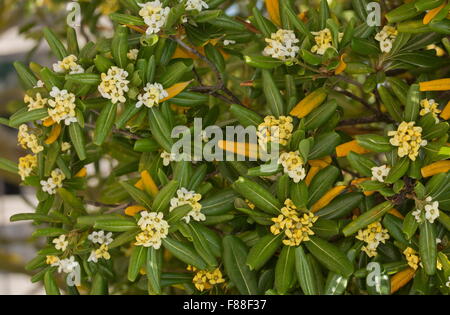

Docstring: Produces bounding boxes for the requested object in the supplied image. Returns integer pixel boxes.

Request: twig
[334,88,379,116]
[84,122,142,140]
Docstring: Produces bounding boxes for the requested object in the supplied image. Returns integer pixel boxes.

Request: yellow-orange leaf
[265,0,281,26]
[351,177,370,186]
[311,185,347,212]
[419,78,450,91]
[308,156,332,168]
[218,140,259,160]
[172,46,198,59]
[45,124,61,145]
[441,100,450,120]
[421,160,450,177]
[390,268,416,294]
[75,167,87,178]
[336,140,371,157]
[290,88,327,118]
[141,170,159,197]
[125,205,147,216]
[160,81,192,103]
[135,179,144,190]
[305,166,320,186]
[388,208,404,220]
[335,54,347,75]
[43,117,55,127]
[423,3,446,24]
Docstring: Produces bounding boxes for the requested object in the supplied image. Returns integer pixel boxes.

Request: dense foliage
[1,0,450,295]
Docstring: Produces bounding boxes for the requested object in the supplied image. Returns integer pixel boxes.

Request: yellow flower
[270,199,317,246]
[388,121,427,161]
[192,268,225,292]
[24,93,47,111]
[18,154,37,180]
[99,0,120,15]
[17,124,43,154]
[420,99,441,122]
[356,221,390,257]
[311,28,342,55]
[403,247,420,270]
[257,115,293,147]
[46,255,60,265]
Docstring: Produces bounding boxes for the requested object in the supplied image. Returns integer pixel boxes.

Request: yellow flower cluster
[356,221,390,257]
[18,124,43,154]
[278,151,306,183]
[169,188,204,223]
[18,154,37,180]
[138,0,170,35]
[24,93,47,111]
[311,28,342,55]
[135,211,169,249]
[53,55,84,74]
[188,266,225,292]
[263,29,300,61]
[98,66,130,104]
[40,168,65,195]
[420,99,441,123]
[388,121,427,161]
[48,87,78,125]
[375,25,398,53]
[257,116,293,147]
[270,199,318,246]
[46,255,60,265]
[88,244,111,263]
[403,247,420,270]
[245,199,255,210]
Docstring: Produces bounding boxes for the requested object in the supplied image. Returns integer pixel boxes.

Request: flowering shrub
[1,0,450,295]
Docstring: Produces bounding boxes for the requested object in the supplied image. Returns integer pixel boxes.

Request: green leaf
[308,132,341,159]
[162,237,207,269]
[295,245,319,295]
[44,270,60,295]
[305,236,354,278]
[146,247,162,294]
[94,218,137,232]
[94,101,117,146]
[223,235,259,295]
[152,180,179,213]
[112,26,129,68]
[262,70,285,117]
[355,134,392,152]
[246,233,283,271]
[9,108,48,127]
[232,177,281,215]
[404,84,421,122]
[43,27,67,60]
[90,274,108,295]
[275,246,296,294]
[347,151,377,177]
[14,62,37,89]
[230,104,263,127]
[0,157,18,174]
[419,220,437,275]
[188,222,218,268]
[128,245,147,282]
[385,157,410,184]
[308,166,340,205]
[120,182,153,209]
[69,123,87,160]
[315,192,363,219]
[342,201,394,236]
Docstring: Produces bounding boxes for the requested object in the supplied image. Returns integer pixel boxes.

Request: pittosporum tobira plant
[1,0,450,295]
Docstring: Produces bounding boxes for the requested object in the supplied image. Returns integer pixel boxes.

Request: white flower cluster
[40,168,66,195]
[278,151,306,183]
[53,55,84,74]
[47,256,79,274]
[375,25,398,53]
[371,165,390,182]
[98,66,130,104]
[136,82,168,108]
[88,230,113,245]
[170,188,204,223]
[135,211,169,249]
[184,0,208,11]
[412,197,440,224]
[263,29,300,61]
[138,0,170,35]
[48,87,78,125]
[127,49,139,60]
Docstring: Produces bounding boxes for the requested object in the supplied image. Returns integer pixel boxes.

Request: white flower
[135,211,169,249]
[223,39,236,46]
[412,208,423,223]
[34,80,45,88]
[98,66,130,104]
[127,49,139,60]
[53,234,68,251]
[61,142,71,152]
[278,151,306,183]
[88,230,114,245]
[57,256,79,274]
[138,1,170,35]
[375,26,397,53]
[263,29,300,61]
[135,82,168,108]
[170,188,204,223]
[53,55,84,74]
[161,150,175,166]
[371,165,391,182]
[40,168,65,195]
[380,39,393,53]
[424,199,440,223]
[88,250,99,263]
[47,87,78,125]
[184,0,208,11]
